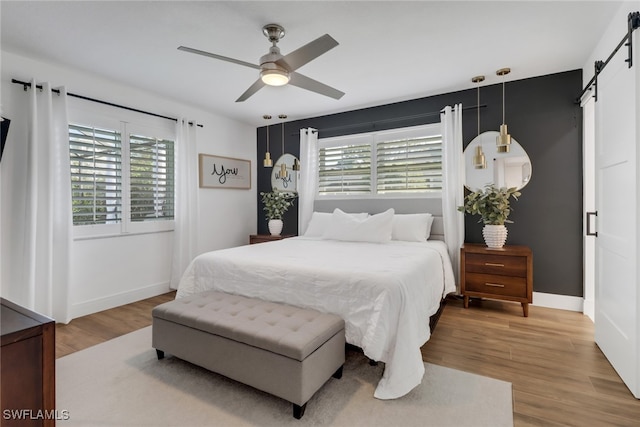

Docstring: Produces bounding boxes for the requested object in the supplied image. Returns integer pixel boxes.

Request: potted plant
[260,191,295,236]
[458,184,521,248]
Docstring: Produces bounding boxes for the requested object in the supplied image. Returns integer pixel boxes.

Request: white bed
[176,230,456,399]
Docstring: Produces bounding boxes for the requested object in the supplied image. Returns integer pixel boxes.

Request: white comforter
[176,236,456,399]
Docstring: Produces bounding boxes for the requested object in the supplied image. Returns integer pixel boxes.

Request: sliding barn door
[593,31,640,398]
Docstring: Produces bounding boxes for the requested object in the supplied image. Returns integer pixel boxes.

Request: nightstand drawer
[465,273,527,298]
[465,253,527,277]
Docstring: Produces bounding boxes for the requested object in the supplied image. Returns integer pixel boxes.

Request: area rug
[57,327,513,426]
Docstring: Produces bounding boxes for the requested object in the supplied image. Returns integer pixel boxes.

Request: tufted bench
[152,290,345,419]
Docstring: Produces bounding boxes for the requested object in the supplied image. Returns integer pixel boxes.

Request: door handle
[586,211,598,237]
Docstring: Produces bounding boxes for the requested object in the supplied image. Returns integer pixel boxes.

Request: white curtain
[170,119,199,289]
[441,104,465,289]
[0,81,72,322]
[298,127,318,235]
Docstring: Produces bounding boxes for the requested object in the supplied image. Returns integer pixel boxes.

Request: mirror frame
[271,153,299,193]
[464,131,532,191]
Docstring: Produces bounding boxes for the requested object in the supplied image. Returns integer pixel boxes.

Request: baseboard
[70,282,171,320]
[583,298,595,322]
[532,292,584,312]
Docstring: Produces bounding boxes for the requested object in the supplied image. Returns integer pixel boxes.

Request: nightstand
[460,243,533,317]
[249,234,295,244]
[1,298,56,426]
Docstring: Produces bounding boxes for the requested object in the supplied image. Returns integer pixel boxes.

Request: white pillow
[323,208,394,243]
[391,213,434,242]
[304,211,368,237]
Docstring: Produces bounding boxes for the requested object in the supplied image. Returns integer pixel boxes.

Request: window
[317,124,442,197]
[318,141,372,194]
[129,134,174,222]
[376,134,442,193]
[69,124,123,225]
[69,119,175,237]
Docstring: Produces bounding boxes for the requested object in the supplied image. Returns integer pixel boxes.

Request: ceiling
[1,1,623,127]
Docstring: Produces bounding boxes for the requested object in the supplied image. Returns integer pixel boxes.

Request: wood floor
[56,293,640,426]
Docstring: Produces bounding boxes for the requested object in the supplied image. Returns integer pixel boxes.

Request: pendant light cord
[502,78,506,125]
[478,83,481,136]
[471,75,485,137]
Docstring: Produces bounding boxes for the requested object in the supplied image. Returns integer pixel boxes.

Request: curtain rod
[288,103,486,136]
[11,79,203,128]
[577,11,639,103]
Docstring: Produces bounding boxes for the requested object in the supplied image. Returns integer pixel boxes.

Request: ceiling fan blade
[178,46,260,70]
[288,72,345,100]
[235,79,266,102]
[276,34,338,72]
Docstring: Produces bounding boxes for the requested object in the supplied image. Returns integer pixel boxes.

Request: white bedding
[176,236,456,399]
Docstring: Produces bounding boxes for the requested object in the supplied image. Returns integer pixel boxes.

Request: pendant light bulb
[280,162,288,179]
[292,158,300,171]
[264,152,273,167]
[263,115,273,168]
[496,68,512,153]
[473,146,487,169]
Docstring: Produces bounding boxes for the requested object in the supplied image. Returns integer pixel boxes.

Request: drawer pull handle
[484,262,505,267]
[485,282,505,288]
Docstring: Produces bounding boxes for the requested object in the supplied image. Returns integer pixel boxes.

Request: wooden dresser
[249,234,295,244]
[460,243,533,317]
[1,298,55,426]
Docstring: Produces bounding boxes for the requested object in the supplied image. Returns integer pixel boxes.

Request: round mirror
[271,153,299,193]
[464,131,532,191]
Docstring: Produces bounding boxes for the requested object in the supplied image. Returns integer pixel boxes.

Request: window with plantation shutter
[317,124,442,198]
[376,135,442,193]
[318,143,372,195]
[69,118,175,237]
[69,124,122,225]
[129,134,175,221]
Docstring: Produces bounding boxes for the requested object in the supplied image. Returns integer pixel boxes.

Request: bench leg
[293,402,307,419]
[156,349,165,360]
[332,366,343,379]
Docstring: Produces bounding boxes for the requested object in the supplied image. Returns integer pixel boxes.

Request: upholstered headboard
[313,198,444,241]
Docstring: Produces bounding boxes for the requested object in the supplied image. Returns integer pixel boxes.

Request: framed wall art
[199,153,251,189]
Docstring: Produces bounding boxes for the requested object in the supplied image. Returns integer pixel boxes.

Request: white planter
[483,224,508,249]
[268,219,283,236]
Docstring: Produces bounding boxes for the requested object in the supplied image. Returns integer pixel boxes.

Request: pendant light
[279,114,288,179]
[496,67,512,153]
[472,75,487,169]
[263,115,273,167]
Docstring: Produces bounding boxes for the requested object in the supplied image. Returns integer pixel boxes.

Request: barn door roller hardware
[625,11,640,68]
[577,11,640,103]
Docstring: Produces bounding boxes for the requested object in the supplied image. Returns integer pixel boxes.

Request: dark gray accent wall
[256,69,583,297]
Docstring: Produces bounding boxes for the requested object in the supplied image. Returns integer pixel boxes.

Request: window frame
[68,104,176,240]
[316,123,443,200]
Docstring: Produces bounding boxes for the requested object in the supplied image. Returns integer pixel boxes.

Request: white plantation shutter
[69,124,122,225]
[376,135,442,193]
[69,122,175,232]
[317,124,442,197]
[318,143,372,195]
[129,134,175,221]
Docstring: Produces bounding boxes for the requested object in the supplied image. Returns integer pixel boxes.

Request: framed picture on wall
[199,153,251,189]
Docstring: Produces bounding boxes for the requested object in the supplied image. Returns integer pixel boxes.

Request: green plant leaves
[260,191,296,220]
[457,184,520,225]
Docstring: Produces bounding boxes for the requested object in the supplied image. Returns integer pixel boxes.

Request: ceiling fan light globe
[261,69,290,86]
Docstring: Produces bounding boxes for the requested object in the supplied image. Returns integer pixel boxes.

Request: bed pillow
[391,213,434,242]
[323,208,394,243]
[304,211,368,237]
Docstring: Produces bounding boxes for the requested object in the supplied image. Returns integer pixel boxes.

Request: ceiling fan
[178,24,345,102]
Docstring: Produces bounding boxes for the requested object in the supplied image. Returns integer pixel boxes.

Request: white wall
[0,50,256,319]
